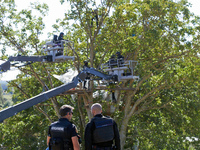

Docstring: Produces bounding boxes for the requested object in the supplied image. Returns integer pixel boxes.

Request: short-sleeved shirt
[48,118,78,143]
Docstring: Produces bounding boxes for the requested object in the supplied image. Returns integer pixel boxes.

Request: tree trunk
[119,116,129,150]
[83,95,93,121]
[51,97,60,117]
[119,93,133,149]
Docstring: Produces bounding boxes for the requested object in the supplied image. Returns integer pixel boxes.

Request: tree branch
[8,81,53,122]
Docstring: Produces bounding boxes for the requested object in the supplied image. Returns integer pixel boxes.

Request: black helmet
[116,52,121,55]
[84,60,88,65]
[60,32,64,35]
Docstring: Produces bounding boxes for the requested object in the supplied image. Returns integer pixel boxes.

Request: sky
[0,0,67,81]
[15,0,68,41]
[0,0,200,81]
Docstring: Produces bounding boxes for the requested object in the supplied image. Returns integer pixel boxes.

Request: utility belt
[49,147,73,150]
[49,138,73,150]
[92,145,115,150]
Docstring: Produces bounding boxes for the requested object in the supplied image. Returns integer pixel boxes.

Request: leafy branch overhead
[0,0,199,149]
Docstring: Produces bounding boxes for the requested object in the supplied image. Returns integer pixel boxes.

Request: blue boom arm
[0,68,117,123]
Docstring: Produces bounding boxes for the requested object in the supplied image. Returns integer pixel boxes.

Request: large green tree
[0,0,54,149]
[56,0,200,149]
[0,0,200,149]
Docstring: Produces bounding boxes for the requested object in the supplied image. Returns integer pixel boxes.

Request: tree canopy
[0,0,200,149]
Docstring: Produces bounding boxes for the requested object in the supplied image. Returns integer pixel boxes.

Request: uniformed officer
[47,105,80,150]
[116,52,124,67]
[58,32,64,41]
[85,103,121,150]
[116,52,124,60]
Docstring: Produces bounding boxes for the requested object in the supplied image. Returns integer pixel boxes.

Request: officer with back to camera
[47,105,80,150]
[84,103,121,150]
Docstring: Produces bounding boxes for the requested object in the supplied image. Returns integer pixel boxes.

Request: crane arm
[0,55,48,73]
[85,67,115,81]
[0,71,86,123]
[0,67,117,123]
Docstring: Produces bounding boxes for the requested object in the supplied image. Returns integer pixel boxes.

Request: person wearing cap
[85,103,121,150]
[47,105,80,150]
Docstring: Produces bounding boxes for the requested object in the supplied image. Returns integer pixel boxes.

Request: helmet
[84,60,88,65]
[116,52,121,55]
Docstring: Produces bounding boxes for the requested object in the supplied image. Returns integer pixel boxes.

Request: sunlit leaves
[0,0,48,55]
[0,0,200,149]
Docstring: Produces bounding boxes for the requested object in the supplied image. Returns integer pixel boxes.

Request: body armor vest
[92,116,114,144]
[50,121,73,150]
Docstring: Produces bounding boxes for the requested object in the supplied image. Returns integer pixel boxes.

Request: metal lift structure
[0,67,117,122]
[0,39,75,73]
[101,58,140,82]
[44,39,75,62]
[0,37,139,122]
[0,60,139,122]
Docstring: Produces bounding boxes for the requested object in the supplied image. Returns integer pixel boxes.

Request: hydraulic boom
[0,67,116,123]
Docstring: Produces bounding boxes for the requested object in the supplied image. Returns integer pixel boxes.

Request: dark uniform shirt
[116,54,124,67]
[58,36,64,41]
[48,118,78,148]
[84,114,121,150]
[117,54,124,60]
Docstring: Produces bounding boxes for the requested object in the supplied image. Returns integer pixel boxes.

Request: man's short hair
[59,105,74,117]
[91,103,102,112]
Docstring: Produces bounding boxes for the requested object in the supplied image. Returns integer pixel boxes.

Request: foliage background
[0,0,200,149]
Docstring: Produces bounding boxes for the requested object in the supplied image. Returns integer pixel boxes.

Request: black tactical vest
[92,116,114,144]
[50,120,73,150]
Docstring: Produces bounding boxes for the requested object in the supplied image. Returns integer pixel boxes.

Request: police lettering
[51,127,64,131]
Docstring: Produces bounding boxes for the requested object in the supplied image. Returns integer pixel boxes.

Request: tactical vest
[92,116,114,144]
[50,121,73,150]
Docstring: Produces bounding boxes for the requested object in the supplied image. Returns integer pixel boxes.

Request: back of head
[91,103,102,114]
[59,105,74,117]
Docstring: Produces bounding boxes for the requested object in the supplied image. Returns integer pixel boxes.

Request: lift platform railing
[44,40,75,61]
[101,60,138,72]
[101,60,139,81]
